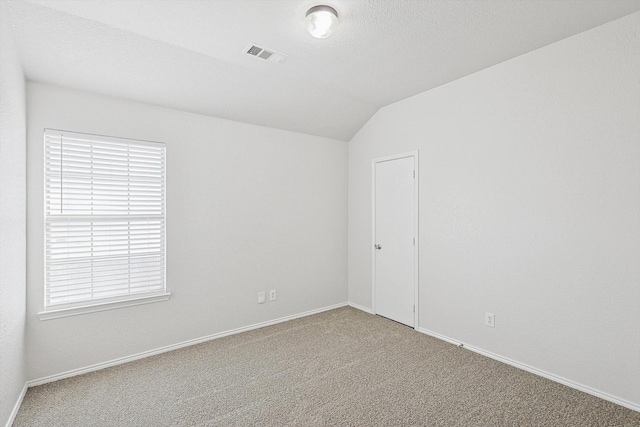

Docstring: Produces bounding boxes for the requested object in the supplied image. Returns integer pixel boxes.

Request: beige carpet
[14,307,640,426]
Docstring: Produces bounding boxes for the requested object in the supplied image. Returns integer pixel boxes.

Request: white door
[374,155,416,327]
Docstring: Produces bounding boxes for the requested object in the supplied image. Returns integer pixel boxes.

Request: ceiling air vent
[244,43,288,64]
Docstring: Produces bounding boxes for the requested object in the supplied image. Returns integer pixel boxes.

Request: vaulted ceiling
[6,0,640,141]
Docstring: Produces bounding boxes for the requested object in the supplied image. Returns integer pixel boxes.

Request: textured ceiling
[6,0,640,141]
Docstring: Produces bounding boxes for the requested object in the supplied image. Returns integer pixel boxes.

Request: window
[41,129,168,319]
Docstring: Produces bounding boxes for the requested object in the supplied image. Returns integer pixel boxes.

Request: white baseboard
[28,302,348,387]
[5,382,28,427]
[417,327,640,413]
[347,301,374,314]
[22,304,638,415]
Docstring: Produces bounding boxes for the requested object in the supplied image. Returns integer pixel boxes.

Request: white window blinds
[44,129,166,310]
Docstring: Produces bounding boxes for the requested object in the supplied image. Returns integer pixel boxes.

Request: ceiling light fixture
[305,5,339,39]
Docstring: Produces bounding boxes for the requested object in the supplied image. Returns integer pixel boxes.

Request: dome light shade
[305,5,339,38]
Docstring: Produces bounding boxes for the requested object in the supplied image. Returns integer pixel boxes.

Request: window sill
[38,293,172,321]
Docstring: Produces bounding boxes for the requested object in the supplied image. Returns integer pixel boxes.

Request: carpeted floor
[14,307,640,426]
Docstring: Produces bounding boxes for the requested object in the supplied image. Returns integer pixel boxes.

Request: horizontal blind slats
[46,180,163,190]
[47,270,165,285]
[48,287,165,307]
[46,157,163,169]
[47,277,165,292]
[50,263,161,282]
[46,137,164,152]
[44,129,166,309]
[47,252,163,265]
[47,272,165,289]
[47,254,163,270]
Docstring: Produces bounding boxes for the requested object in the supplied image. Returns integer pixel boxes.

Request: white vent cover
[244,43,288,64]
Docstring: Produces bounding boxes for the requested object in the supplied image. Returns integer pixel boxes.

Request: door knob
[374,244,382,250]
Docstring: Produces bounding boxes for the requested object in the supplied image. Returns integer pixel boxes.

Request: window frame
[39,129,170,320]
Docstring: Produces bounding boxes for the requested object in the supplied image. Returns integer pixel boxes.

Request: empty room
[1,0,639,425]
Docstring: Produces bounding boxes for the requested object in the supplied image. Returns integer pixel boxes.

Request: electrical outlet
[485,312,495,328]
[258,292,265,304]
[269,289,277,301]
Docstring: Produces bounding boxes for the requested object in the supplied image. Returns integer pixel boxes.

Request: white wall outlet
[269,289,277,301]
[258,292,265,304]
[485,312,495,328]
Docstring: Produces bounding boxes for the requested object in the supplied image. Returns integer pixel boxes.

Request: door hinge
[413,237,415,246]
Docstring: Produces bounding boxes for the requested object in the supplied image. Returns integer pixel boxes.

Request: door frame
[371,151,419,329]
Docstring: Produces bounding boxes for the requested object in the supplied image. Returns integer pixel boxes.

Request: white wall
[348,12,640,408]
[0,1,27,425]
[26,82,347,380]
